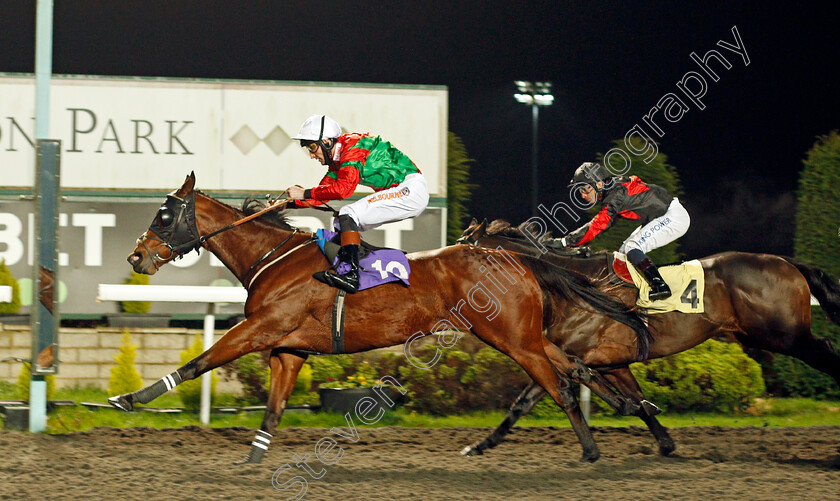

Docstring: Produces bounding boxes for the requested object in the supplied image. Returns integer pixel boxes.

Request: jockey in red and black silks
[553,162,690,300]
[285,114,429,294]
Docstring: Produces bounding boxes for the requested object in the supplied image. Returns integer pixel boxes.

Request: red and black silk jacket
[565,175,672,247]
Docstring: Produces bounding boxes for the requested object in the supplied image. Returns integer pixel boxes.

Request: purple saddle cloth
[315,229,411,291]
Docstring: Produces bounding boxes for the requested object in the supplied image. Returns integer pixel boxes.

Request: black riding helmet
[568,162,615,189]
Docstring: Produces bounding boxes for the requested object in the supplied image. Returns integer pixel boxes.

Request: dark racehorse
[108,173,649,463]
[458,218,840,457]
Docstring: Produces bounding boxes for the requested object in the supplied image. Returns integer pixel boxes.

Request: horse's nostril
[127,253,141,265]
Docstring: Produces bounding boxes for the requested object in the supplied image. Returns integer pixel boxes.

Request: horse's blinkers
[146,191,202,260]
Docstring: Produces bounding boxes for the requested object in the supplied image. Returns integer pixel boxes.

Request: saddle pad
[618,253,705,314]
[315,229,410,291]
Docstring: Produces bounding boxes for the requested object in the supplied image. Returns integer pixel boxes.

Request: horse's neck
[193,194,301,284]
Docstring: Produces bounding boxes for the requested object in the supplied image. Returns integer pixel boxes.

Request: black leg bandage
[243,430,273,464]
[132,371,183,404]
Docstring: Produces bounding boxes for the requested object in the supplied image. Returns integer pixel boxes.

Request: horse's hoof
[460,444,484,457]
[108,395,133,412]
[659,440,676,456]
[581,449,601,463]
[641,399,662,416]
[622,400,641,416]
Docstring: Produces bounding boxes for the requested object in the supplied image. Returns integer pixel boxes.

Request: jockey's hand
[546,237,567,249]
[286,185,306,200]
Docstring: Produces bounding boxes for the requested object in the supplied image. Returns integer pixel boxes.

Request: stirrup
[647,281,671,301]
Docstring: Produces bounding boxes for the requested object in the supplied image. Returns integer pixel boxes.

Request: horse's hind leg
[601,367,676,456]
[461,382,546,456]
[777,332,840,385]
[238,350,307,465]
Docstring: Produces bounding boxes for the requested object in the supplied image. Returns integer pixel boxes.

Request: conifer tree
[109,330,143,396]
[446,132,478,244]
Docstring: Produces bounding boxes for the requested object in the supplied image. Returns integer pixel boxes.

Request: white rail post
[200,303,216,426]
[580,385,591,423]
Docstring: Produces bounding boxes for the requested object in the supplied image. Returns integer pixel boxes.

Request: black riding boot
[314,243,361,294]
[635,257,671,301]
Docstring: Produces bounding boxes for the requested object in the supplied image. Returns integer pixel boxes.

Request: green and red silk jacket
[295,133,420,207]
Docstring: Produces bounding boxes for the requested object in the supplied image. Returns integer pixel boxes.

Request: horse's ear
[469,217,478,227]
[176,171,196,196]
[476,219,488,237]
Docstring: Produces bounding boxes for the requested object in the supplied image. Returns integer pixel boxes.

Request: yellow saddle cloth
[621,255,705,314]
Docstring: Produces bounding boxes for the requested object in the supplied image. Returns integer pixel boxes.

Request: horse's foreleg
[601,367,675,456]
[239,351,307,465]
[109,317,271,411]
[461,382,545,456]
[500,346,600,462]
[542,339,640,416]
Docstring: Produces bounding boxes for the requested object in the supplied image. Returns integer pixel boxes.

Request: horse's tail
[517,253,652,361]
[782,257,840,325]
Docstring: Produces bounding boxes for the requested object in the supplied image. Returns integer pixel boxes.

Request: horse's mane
[486,219,555,244]
[240,196,297,231]
[484,219,611,257]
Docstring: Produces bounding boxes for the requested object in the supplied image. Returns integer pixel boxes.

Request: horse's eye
[157,207,174,226]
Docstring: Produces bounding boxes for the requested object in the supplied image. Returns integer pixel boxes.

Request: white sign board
[0,74,448,196]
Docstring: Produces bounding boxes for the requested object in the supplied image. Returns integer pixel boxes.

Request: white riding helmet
[291,114,342,141]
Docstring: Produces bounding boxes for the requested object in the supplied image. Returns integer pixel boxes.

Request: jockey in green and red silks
[286,115,429,294]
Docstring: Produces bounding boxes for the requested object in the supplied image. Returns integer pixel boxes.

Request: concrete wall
[0,323,242,393]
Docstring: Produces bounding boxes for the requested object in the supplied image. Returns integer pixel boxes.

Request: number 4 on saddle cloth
[612,253,705,313]
[314,229,411,291]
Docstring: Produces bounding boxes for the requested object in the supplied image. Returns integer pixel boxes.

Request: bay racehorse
[108,173,649,464]
[457,218,840,457]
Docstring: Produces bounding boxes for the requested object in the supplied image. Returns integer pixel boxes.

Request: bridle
[137,191,203,271]
[138,190,309,274]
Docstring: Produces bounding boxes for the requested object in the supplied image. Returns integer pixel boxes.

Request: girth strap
[332,290,347,354]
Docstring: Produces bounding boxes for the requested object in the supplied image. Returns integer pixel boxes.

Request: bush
[460,347,531,410]
[227,352,269,404]
[398,346,471,415]
[631,340,765,413]
[0,258,21,315]
[108,330,143,396]
[120,271,151,313]
[309,356,348,387]
[396,345,531,416]
[176,334,217,410]
[16,362,56,402]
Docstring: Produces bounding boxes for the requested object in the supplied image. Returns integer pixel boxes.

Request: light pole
[514,81,554,215]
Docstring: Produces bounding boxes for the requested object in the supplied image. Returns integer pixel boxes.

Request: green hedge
[787,130,840,399]
[219,339,766,415]
[631,340,765,413]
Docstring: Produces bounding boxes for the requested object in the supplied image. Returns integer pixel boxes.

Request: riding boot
[634,256,671,301]
[314,231,361,294]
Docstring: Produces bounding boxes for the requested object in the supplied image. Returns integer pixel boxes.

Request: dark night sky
[1,1,837,258]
